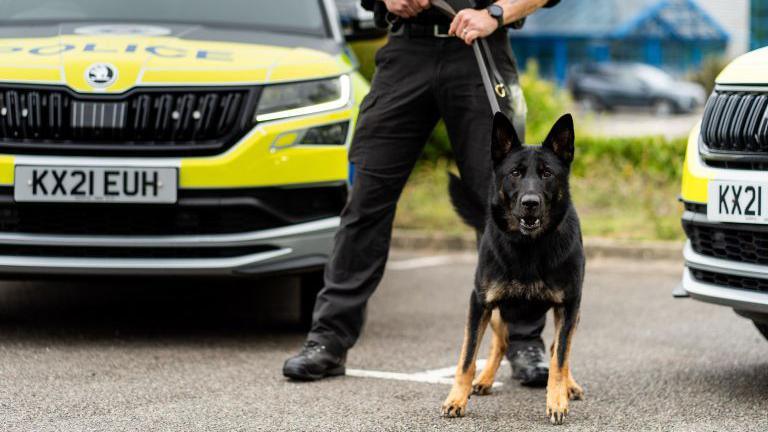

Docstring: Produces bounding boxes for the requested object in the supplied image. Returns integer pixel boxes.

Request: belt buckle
[433,25,451,38]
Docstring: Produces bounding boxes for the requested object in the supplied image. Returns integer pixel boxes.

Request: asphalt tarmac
[0,253,766,431]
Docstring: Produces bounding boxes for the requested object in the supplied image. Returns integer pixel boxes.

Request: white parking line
[345,369,456,385]
[387,254,476,271]
[346,359,507,388]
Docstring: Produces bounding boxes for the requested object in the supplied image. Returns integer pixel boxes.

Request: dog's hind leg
[546,301,581,425]
[472,308,507,395]
[441,292,491,417]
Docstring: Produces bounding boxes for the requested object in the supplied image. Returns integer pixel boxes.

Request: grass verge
[395,136,687,241]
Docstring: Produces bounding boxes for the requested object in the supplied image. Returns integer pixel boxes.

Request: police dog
[441,113,584,425]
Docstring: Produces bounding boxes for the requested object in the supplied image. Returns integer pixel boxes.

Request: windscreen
[0,0,329,36]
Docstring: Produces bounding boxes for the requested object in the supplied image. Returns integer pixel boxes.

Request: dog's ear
[491,112,521,165]
[542,113,575,163]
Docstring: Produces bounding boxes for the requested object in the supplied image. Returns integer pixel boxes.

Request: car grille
[703,159,768,170]
[700,90,768,156]
[0,85,257,156]
[0,184,346,236]
[683,220,768,266]
[691,268,768,294]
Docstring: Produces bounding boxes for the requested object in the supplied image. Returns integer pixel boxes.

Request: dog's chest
[483,279,564,304]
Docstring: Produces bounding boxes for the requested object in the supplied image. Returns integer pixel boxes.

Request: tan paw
[546,388,569,425]
[441,396,469,418]
[471,379,493,396]
[567,380,584,401]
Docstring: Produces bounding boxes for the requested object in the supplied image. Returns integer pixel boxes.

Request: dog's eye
[542,168,553,178]
[510,169,521,177]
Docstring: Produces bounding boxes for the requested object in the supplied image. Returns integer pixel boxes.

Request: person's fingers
[397,1,417,17]
[407,0,424,15]
[455,11,471,36]
[415,0,430,9]
[458,20,473,39]
[450,11,468,36]
[407,0,425,13]
[386,0,415,17]
[448,14,458,34]
[465,29,480,45]
[448,16,459,35]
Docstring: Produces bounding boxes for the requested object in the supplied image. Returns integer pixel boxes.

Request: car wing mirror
[337,2,387,41]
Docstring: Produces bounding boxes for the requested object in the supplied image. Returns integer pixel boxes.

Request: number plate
[707,180,768,224]
[14,166,177,204]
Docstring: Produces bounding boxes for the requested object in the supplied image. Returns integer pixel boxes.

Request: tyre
[755,321,768,342]
[299,270,324,330]
[579,94,604,112]
[652,99,674,116]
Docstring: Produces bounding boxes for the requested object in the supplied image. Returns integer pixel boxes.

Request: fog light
[272,132,300,149]
[300,121,350,145]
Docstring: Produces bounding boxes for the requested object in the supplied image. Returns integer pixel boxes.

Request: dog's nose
[521,194,541,210]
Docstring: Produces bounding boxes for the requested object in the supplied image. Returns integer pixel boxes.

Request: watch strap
[486,4,504,28]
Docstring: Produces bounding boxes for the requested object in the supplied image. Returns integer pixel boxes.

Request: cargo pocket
[358,92,379,115]
[349,93,379,167]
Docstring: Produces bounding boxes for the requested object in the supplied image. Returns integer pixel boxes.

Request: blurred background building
[508,0,764,84]
[698,0,749,58]
[751,0,768,49]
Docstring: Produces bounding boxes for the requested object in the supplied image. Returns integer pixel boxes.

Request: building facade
[510,0,729,84]
[697,0,749,58]
[751,0,768,49]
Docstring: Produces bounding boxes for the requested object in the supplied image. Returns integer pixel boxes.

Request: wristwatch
[486,4,505,29]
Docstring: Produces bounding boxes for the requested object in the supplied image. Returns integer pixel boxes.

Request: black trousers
[308,30,546,355]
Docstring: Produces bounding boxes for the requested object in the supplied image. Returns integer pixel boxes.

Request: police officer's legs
[284,37,440,380]
[436,34,547,386]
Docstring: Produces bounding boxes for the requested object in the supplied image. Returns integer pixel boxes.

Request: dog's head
[490,112,575,238]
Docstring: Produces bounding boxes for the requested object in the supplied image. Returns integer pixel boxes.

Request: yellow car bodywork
[681,47,768,204]
[0,34,370,188]
[679,47,768,321]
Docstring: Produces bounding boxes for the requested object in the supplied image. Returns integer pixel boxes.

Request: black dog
[441,113,584,425]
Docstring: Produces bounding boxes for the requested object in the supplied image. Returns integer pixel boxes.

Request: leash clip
[494,83,507,98]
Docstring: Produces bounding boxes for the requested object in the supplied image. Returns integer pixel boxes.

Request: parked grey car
[568,62,706,115]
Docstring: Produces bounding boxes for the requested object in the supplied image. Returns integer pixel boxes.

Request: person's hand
[449,8,499,45]
[383,0,430,18]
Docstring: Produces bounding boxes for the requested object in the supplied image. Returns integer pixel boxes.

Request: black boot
[283,341,346,381]
[508,345,549,387]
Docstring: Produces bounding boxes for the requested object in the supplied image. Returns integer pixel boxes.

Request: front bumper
[680,120,768,313]
[0,216,339,277]
[0,181,346,277]
[683,241,768,314]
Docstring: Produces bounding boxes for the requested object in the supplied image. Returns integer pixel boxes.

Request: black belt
[392,22,452,38]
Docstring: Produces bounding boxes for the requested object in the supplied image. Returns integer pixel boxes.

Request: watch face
[488,4,503,18]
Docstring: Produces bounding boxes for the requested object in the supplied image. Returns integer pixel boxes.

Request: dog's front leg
[441,292,490,417]
[472,308,507,395]
[546,301,581,425]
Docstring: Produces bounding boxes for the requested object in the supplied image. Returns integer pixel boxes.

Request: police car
[0,0,373,318]
[679,47,768,342]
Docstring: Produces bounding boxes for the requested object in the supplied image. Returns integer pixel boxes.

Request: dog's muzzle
[518,194,543,233]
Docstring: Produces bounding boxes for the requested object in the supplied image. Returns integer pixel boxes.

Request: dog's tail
[448,173,486,232]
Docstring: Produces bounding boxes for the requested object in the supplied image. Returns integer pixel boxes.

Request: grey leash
[430,0,505,114]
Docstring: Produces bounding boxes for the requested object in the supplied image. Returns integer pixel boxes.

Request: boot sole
[283,364,346,381]
[513,368,549,388]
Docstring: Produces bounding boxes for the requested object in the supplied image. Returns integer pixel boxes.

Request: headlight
[255,75,351,122]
